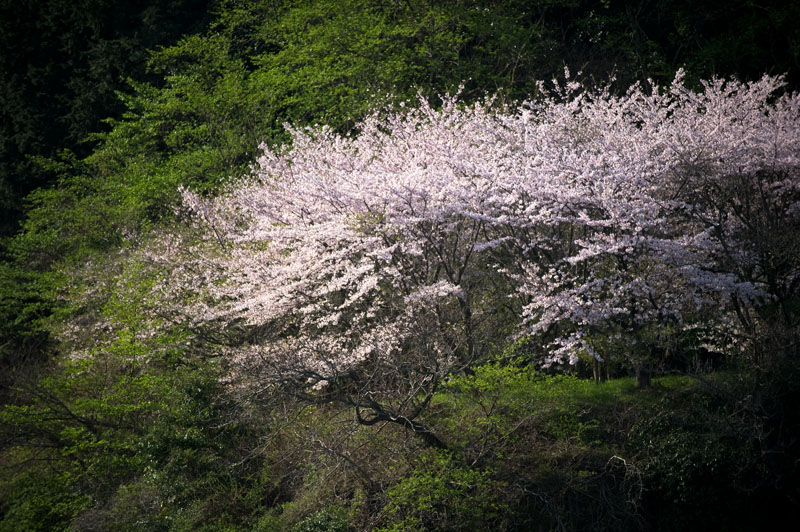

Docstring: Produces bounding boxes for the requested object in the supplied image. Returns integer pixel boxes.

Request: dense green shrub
[378,450,506,532]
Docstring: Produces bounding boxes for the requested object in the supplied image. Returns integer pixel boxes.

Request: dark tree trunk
[636,364,651,389]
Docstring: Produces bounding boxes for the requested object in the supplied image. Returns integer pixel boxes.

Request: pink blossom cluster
[167,71,799,375]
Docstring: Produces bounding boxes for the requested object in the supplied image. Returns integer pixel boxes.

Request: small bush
[378,450,506,532]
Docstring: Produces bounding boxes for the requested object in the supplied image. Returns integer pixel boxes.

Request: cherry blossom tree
[516,73,799,382]
[515,77,768,371]
[149,70,798,430]
[659,77,800,362]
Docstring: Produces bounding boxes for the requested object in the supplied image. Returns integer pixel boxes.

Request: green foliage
[379,450,506,532]
[440,361,634,453]
[437,361,678,531]
[0,350,258,532]
[0,261,53,395]
[290,505,348,532]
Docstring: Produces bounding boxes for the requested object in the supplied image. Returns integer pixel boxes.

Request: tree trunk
[636,364,651,389]
[592,359,606,383]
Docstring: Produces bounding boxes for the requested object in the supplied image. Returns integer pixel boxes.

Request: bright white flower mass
[158,71,798,379]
